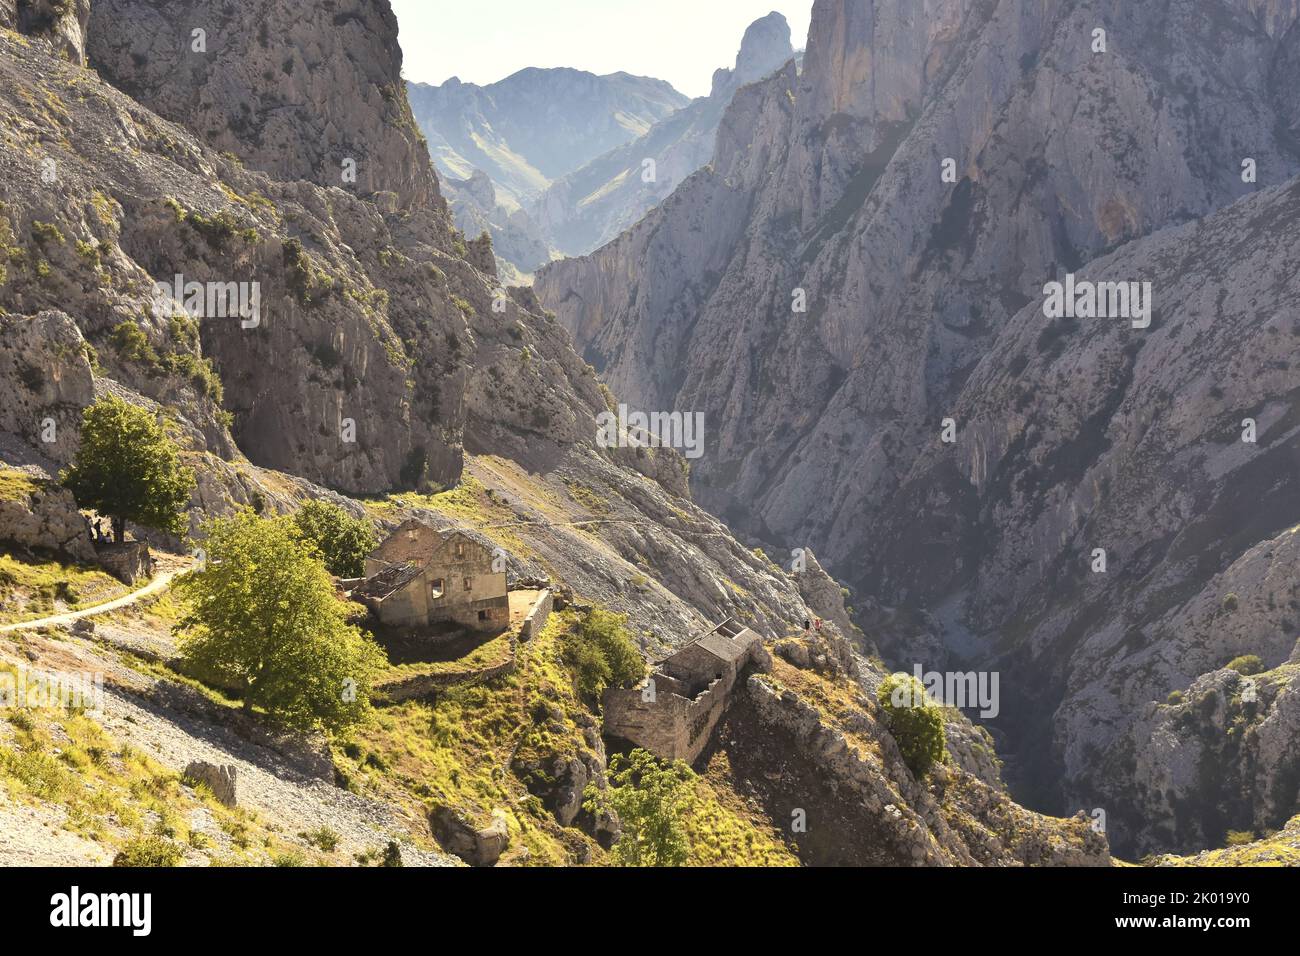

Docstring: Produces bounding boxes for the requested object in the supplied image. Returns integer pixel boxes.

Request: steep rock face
[0,25,465,495]
[87,0,440,212]
[0,312,96,462]
[0,468,95,562]
[879,180,1300,854]
[407,69,687,204]
[537,0,1300,854]
[1122,653,1300,856]
[532,13,795,257]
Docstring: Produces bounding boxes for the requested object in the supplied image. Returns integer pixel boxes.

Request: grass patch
[0,548,131,625]
[0,668,314,865]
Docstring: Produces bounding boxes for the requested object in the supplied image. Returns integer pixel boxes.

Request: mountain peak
[713,10,794,97]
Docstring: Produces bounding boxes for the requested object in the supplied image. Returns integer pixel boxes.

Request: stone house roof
[352,562,422,600]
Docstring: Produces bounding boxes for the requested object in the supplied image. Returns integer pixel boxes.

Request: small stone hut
[602,617,770,764]
[351,521,508,633]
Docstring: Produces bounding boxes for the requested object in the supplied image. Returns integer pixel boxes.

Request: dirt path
[0,565,183,634]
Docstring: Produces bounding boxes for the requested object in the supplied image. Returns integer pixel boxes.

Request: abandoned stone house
[602,617,770,764]
[350,520,509,633]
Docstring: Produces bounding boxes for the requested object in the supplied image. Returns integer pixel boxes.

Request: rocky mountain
[0,0,1117,867]
[537,0,1300,857]
[439,170,553,285]
[532,11,797,257]
[407,68,687,206]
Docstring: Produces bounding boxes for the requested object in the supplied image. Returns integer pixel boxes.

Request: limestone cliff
[536,0,1300,856]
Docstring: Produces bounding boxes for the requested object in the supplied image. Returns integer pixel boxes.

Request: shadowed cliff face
[537,0,1300,854]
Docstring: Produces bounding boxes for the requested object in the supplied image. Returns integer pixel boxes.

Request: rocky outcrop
[408,69,687,205]
[430,805,509,867]
[0,312,96,464]
[790,547,870,651]
[12,0,90,65]
[532,13,795,257]
[440,170,554,281]
[736,671,1109,866]
[1121,660,1300,856]
[0,467,94,562]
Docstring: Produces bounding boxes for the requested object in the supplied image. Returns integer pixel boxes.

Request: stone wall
[602,621,770,764]
[94,541,151,584]
[518,588,552,641]
[379,638,518,702]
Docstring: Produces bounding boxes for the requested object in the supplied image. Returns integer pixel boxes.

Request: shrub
[292,500,378,578]
[113,836,182,867]
[109,320,160,367]
[300,826,339,852]
[560,609,644,701]
[585,749,692,867]
[1222,593,1240,612]
[877,673,946,778]
[1225,830,1255,846]
[1226,654,1264,676]
[1166,690,1185,706]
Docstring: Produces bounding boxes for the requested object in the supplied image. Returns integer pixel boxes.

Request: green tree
[560,609,645,701]
[877,673,946,778]
[292,500,378,577]
[174,511,385,734]
[62,395,196,543]
[585,749,692,866]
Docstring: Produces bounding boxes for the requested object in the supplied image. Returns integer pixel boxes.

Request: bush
[292,500,378,578]
[877,673,946,778]
[585,749,692,867]
[1226,654,1264,676]
[1222,593,1240,612]
[300,826,339,852]
[1224,830,1255,846]
[113,836,183,867]
[1166,690,1185,706]
[560,609,645,701]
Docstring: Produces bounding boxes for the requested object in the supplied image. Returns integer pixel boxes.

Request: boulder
[0,470,94,562]
[183,761,238,807]
[430,805,509,867]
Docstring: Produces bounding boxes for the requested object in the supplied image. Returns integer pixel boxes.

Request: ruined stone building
[351,520,508,633]
[602,618,770,764]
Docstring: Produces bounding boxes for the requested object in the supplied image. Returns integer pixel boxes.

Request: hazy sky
[391,0,812,99]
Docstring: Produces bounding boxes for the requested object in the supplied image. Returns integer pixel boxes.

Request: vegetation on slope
[0,664,327,866]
